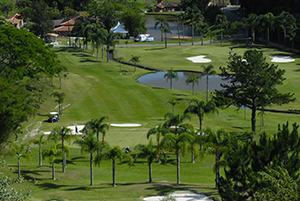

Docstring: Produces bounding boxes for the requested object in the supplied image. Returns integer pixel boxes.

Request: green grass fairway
[3,41,300,200]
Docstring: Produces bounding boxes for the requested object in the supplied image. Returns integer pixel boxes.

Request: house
[44,33,59,43]
[154,0,181,12]
[8,13,25,29]
[53,14,89,36]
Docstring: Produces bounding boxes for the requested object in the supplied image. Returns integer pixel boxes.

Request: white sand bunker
[143,191,213,201]
[110,123,142,127]
[187,55,212,63]
[43,125,85,135]
[269,55,295,63]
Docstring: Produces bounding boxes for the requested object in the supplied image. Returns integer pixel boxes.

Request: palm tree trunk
[106,45,110,62]
[191,151,195,163]
[149,162,152,183]
[267,28,270,46]
[52,162,55,180]
[39,145,42,166]
[97,47,99,60]
[192,22,194,45]
[18,157,21,180]
[221,24,223,46]
[102,45,104,59]
[176,152,180,184]
[192,82,194,96]
[90,153,93,186]
[177,15,181,46]
[112,159,116,187]
[62,138,66,173]
[165,32,167,48]
[251,107,256,133]
[170,79,173,90]
[199,117,203,132]
[97,132,100,154]
[215,151,220,189]
[206,75,209,102]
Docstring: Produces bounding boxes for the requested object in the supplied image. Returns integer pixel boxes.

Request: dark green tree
[277,11,297,46]
[166,98,179,115]
[200,65,217,102]
[181,0,210,13]
[9,143,31,180]
[154,16,169,42]
[185,75,201,96]
[163,112,191,135]
[129,55,141,73]
[51,92,65,115]
[215,14,229,46]
[184,7,203,45]
[164,68,179,90]
[42,144,63,180]
[30,134,48,166]
[103,146,123,187]
[213,49,295,133]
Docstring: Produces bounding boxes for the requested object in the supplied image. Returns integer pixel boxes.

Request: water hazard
[137,71,228,91]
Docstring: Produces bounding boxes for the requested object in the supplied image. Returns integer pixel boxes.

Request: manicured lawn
[3,41,300,200]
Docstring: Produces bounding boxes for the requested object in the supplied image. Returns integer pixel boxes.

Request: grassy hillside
[3,40,300,200]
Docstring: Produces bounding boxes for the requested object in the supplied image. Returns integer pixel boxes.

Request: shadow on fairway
[37,182,68,190]
[145,47,165,51]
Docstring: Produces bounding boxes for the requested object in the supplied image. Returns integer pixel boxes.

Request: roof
[111,22,128,34]
[54,25,74,32]
[60,13,88,24]
[45,33,59,37]
[9,13,23,24]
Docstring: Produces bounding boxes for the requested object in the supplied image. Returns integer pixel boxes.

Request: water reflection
[137,71,228,91]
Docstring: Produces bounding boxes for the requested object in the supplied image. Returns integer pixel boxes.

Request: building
[154,0,181,12]
[8,13,25,29]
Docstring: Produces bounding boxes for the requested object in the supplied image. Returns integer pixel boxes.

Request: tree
[195,21,208,45]
[9,143,31,180]
[219,122,300,200]
[120,6,147,37]
[229,21,244,44]
[164,68,179,90]
[129,55,141,73]
[74,136,100,185]
[163,112,191,135]
[90,23,105,60]
[213,49,295,133]
[51,91,65,115]
[159,132,193,184]
[246,13,258,43]
[277,11,297,47]
[72,17,91,50]
[206,129,229,188]
[104,146,123,187]
[30,134,48,166]
[0,174,30,200]
[256,12,275,46]
[184,99,218,132]
[154,16,169,42]
[166,98,179,115]
[102,31,119,62]
[135,140,158,183]
[48,126,73,173]
[16,0,54,38]
[185,75,201,96]
[42,144,62,180]
[215,14,229,46]
[181,0,210,13]
[200,65,217,102]
[0,2,14,19]
[162,26,172,48]
[184,7,203,45]
[85,116,109,154]
[204,26,216,45]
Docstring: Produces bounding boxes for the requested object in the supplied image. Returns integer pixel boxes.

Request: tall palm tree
[90,23,105,60]
[166,98,179,115]
[85,116,109,154]
[200,65,217,102]
[162,26,171,48]
[30,134,47,166]
[10,142,31,180]
[102,31,119,62]
[147,124,168,163]
[154,16,169,42]
[135,140,158,183]
[164,68,179,90]
[277,11,297,46]
[51,91,65,115]
[159,132,193,184]
[247,13,258,43]
[206,128,229,189]
[180,124,199,163]
[74,136,100,185]
[42,144,62,180]
[204,26,216,45]
[104,146,123,187]
[184,99,218,132]
[256,13,275,46]
[195,21,208,45]
[129,55,141,73]
[48,126,73,173]
[215,14,229,46]
[185,75,201,96]
[184,7,203,46]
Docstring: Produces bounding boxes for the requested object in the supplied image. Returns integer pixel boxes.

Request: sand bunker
[269,55,295,63]
[110,123,142,127]
[187,55,212,63]
[43,125,85,135]
[143,191,213,201]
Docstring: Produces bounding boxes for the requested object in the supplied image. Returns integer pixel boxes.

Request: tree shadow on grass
[37,182,68,190]
[145,47,165,51]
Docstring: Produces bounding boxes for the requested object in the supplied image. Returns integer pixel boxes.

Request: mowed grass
[3,41,300,200]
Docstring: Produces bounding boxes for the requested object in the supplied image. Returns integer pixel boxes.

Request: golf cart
[48,112,59,123]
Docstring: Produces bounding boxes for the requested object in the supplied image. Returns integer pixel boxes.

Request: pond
[137,71,228,91]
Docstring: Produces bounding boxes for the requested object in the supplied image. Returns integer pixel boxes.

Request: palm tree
[159,132,193,184]
[48,126,73,173]
[166,98,179,115]
[43,144,62,180]
[104,146,123,187]
[206,128,229,189]
[204,26,216,45]
[102,31,119,62]
[256,13,275,46]
[90,23,105,60]
[162,26,172,48]
[195,21,208,45]
[184,7,203,46]
[85,116,109,154]
[184,99,218,132]
[147,124,168,163]
[129,55,141,73]
[215,14,229,46]
[135,140,158,183]
[74,136,100,185]
[72,18,90,49]
[154,16,169,42]
[10,142,31,180]
[180,124,199,163]
[164,68,179,90]
[51,91,65,115]
[278,11,297,46]
[230,21,244,44]
[247,13,258,43]
[200,65,217,102]
[185,75,201,96]
[163,112,191,134]
[30,134,47,166]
